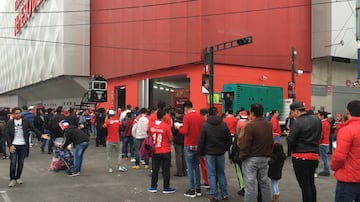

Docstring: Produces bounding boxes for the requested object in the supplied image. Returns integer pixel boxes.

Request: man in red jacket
[176,100,205,198]
[330,100,360,202]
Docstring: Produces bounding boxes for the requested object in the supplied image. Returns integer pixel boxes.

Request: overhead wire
[0,0,355,30]
[0,0,356,58]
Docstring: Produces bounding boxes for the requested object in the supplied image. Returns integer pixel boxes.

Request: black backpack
[229,133,242,164]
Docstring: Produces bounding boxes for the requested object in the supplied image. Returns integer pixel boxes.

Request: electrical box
[222,84,284,115]
[89,75,107,102]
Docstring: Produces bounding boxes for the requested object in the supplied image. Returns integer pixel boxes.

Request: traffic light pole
[204,36,253,107]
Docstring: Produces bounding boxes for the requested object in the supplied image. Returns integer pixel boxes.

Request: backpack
[229,134,242,164]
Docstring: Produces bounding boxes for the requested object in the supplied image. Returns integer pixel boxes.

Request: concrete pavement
[0,137,337,202]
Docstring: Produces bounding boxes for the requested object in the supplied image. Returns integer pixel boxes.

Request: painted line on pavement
[0,190,12,202]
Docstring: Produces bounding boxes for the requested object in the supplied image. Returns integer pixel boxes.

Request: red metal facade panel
[91,0,311,79]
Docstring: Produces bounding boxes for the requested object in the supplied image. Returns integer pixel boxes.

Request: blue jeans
[319,145,329,173]
[271,179,280,195]
[41,129,51,153]
[73,141,89,173]
[0,138,7,157]
[242,157,272,202]
[123,136,134,158]
[184,146,201,190]
[134,138,145,166]
[335,181,360,202]
[205,154,228,199]
[10,145,27,180]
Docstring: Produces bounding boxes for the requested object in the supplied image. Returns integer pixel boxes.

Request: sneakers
[196,189,202,196]
[318,171,330,176]
[162,187,176,194]
[140,160,146,165]
[184,189,196,198]
[222,196,229,200]
[147,187,158,193]
[132,165,140,169]
[314,173,318,178]
[200,184,210,189]
[68,172,80,176]
[144,165,150,169]
[237,188,245,196]
[8,180,16,187]
[130,158,136,162]
[16,179,23,184]
[118,166,128,172]
[108,168,113,173]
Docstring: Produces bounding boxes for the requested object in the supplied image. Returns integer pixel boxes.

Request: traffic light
[237,36,253,45]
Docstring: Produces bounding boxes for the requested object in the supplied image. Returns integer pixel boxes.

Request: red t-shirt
[149,111,172,126]
[320,119,330,145]
[103,117,121,142]
[223,114,238,135]
[178,111,205,147]
[149,120,173,154]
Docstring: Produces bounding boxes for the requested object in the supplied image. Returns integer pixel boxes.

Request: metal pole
[209,46,214,107]
[291,47,296,83]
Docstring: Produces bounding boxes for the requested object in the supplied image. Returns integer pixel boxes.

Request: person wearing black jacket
[198,107,232,201]
[33,108,45,153]
[287,101,322,202]
[5,107,44,187]
[44,108,54,154]
[172,108,186,177]
[59,120,89,176]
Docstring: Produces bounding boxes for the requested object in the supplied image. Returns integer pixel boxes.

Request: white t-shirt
[12,119,26,145]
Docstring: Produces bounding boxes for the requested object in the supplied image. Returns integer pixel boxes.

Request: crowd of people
[0,99,359,202]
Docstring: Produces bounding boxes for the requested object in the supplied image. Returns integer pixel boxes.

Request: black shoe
[195,189,202,196]
[318,171,330,176]
[222,196,229,200]
[237,189,245,196]
[184,189,196,198]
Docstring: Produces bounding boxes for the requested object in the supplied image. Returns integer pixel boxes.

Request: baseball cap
[58,120,69,130]
[290,101,305,110]
[28,106,34,110]
[108,109,115,116]
[240,110,248,119]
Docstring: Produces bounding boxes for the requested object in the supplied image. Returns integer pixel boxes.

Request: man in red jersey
[102,110,127,173]
[147,109,175,194]
[176,100,205,198]
[149,101,172,126]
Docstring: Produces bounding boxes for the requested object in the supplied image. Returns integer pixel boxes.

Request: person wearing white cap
[102,109,127,173]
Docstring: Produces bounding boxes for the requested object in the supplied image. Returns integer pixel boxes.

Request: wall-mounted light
[153,86,158,89]
[260,75,268,81]
[159,87,164,90]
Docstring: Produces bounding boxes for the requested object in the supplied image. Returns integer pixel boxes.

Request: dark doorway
[117,87,126,109]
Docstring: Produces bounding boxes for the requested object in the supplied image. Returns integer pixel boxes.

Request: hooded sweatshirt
[198,115,232,156]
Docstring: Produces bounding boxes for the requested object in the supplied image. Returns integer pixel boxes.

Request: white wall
[311,58,358,112]
[312,0,357,59]
[0,0,90,94]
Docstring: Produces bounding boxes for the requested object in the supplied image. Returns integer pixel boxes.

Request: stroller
[49,137,74,174]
